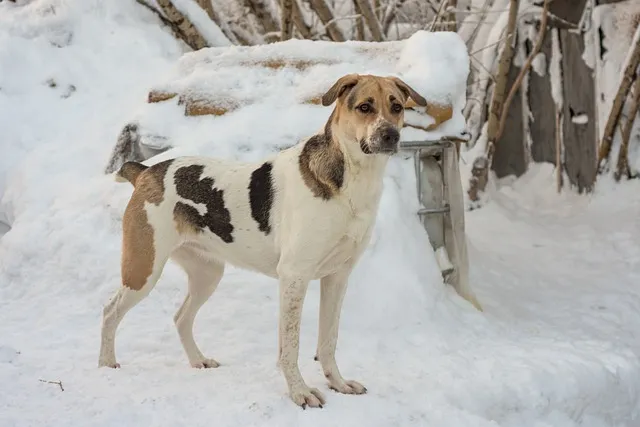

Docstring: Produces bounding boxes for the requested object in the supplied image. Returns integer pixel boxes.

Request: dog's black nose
[381,127,400,147]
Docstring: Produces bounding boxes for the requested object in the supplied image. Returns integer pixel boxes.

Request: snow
[549,28,563,109]
[171,0,232,47]
[2,1,640,426]
[572,113,589,125]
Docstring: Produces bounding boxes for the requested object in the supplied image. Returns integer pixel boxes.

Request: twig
[469,57,497,83]
[598,24,640,171]
[555,106,563,192]
[429,0,448,32]
[39,379,64,392]
[496,0,551,142]
[615,75,640,181]
[134,0,181,35]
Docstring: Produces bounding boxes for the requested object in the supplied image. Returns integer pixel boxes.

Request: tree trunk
[382,0,406,36]
[598,24,640,171]
[156,0,209,50]
[243,0,280,34]
[308,0,347,41]
[291,0,313,39]
[354,0,384,41]
[353,0,366,40]
[281,0,294,40]
[468,0,520,202]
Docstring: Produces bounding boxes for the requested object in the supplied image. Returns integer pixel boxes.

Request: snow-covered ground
[1,1,640,426]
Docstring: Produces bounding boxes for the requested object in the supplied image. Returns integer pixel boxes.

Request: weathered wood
[280,0,294,40]
[492,59,527,178]
[528,30,557,163]
[548,0,588,25]
[560,29,597,192]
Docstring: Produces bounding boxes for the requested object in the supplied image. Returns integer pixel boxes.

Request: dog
[98,74,428,409]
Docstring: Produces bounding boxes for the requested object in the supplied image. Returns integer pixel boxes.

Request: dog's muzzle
[369,126,400,154]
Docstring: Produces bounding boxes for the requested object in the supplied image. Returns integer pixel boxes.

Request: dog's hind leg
[316,262,367,395]
[99,194,175,368]
[171,246,224,368]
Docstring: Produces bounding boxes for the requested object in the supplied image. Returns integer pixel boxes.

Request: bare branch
[615,76,640,181]
[496,0,551,142]
[195,0,241,44]
[242,0,280,34]
[307,0,347,41]
[156,0,209,50]
[281,0,294,40]
[382,0,407,35]
[598,24,640,172]
[353,0,366,40]
[39,379,64,392]
[354,0,384,41]
[291,0,312,39]
[467,0,520,202]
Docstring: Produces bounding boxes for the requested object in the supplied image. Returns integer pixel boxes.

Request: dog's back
[117,154,290,279]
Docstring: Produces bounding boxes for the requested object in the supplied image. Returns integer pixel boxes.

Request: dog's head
[322,74,427,156]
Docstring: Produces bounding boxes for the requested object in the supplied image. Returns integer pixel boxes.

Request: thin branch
[39,379,64,392]
[496,0,551,142]
[598,24,640,171]
[307,0,347,41]
[429,0,449,32]
[291,0,313,39]
[615,75,640,181]
[281,0,294,40]
[354,0,385,41]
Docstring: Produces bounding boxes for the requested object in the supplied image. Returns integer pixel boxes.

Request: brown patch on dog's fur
[148,90,178,103]
[121,160,173,290]
[299,115,345,200]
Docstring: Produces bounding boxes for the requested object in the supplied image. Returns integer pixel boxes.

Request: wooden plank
[492,59,527,178]
[528,33,557,164]
[560,30,597,192]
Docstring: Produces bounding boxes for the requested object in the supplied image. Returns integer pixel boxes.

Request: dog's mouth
[360,139,398,155]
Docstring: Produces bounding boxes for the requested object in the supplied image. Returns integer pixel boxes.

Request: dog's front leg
[278,274,326,409]
[316,263,367,395]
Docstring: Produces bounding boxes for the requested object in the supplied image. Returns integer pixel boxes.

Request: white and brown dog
[99,74,427,408]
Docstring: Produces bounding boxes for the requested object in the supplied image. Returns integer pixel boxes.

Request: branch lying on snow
[598,24,640,173]
[615,76,640,181]
[39,379,64,392]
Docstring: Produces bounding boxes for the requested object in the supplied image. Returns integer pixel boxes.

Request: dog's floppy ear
[322,74,360,106]
[389,77,427,107]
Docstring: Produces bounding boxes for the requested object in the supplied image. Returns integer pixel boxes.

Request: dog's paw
[329,379,367,395]
[290,386,326,409]
[191,358,220,369]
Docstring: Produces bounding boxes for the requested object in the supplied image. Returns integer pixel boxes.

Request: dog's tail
[116,161,148,185]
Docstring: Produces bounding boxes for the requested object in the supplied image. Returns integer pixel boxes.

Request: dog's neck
[298,112,388,201]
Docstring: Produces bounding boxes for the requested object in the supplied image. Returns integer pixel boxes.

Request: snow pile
[107,30,468,172]
[1,1,640,426]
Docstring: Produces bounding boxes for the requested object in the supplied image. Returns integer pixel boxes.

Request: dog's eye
[357,104,371,113]
[391,103,403,114]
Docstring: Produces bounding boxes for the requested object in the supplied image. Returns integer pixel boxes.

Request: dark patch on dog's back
[298,130,344,200]
[173,164,234,243]
[248,162,274,235]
